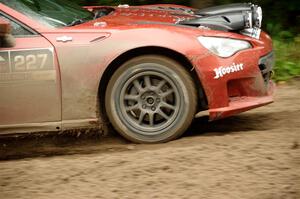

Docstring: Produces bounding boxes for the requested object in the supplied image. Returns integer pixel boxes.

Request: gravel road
[0,80,299,199]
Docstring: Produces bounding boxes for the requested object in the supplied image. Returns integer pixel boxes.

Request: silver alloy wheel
[119,70,180,135]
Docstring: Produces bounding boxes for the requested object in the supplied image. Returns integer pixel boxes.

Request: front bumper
[208,82,274,120]
[191,33,274,121]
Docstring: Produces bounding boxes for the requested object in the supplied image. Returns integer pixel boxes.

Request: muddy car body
[0,1,274,143]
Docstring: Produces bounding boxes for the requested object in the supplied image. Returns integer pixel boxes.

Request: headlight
[197,36,252,58]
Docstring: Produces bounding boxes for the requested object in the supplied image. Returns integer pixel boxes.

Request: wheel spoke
[144,75,152,89]
[161,89,174,97]
[125,104,139,111]
[133,80,143,93]
[156,79,167,90]
[124,94,139,101]
[157,109,170,120]
[160,102,176,110]
[148,112,154,126]
[138,110,146,124]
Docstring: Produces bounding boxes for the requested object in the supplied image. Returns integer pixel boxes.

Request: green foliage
[273,37,300,81]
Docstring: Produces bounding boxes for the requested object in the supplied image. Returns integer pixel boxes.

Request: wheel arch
[98,46,208,121]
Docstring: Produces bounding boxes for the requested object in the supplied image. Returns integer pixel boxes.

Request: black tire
[105,55,197,143]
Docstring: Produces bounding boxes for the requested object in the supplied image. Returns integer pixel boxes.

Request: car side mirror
[0,18,15,48]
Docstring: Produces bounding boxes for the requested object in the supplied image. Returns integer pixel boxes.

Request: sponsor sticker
[214,63,244,79]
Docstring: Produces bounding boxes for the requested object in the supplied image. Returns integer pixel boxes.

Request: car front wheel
[105,55,197,143]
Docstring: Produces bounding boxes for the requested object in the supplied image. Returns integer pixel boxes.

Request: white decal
[26,54,37,70]
[214,63,244,79]
[14,55,26,71]
[0,56,5,62]
[37,54,48,69]
[13,54,49,71]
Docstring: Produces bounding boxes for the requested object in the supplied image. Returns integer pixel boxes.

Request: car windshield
[0,0,95,27]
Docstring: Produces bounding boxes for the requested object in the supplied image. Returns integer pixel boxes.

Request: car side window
[0,14,33,37]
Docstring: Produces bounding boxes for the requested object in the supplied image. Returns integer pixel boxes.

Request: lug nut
[147,98,154,104]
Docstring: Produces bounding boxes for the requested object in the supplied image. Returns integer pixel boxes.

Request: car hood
[63,4,263,40]
[73,5,196,28]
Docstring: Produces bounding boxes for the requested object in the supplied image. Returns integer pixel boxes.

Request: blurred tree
[190,0,214,9]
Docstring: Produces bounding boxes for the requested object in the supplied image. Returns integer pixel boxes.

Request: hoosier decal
[214,63,244,79]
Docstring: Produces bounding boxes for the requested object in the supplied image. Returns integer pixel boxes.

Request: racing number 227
[14,54,48,71]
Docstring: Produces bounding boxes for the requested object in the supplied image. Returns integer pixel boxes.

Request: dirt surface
[0,81,300,199]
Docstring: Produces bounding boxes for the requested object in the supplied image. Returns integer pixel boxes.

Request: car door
[0,13,61,134]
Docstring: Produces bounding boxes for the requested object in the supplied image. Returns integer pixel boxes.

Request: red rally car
[0,1,274,143]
